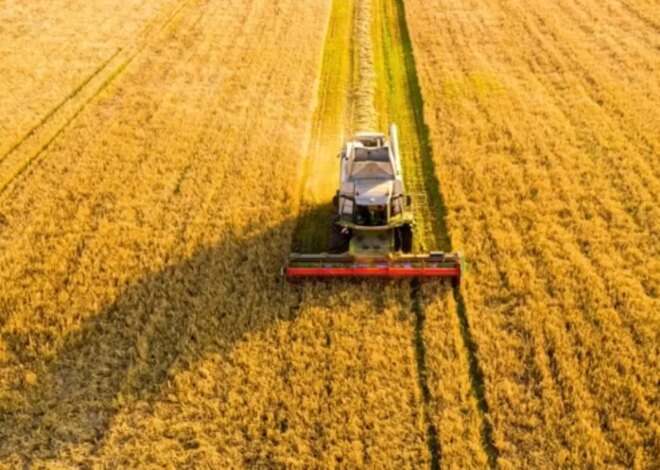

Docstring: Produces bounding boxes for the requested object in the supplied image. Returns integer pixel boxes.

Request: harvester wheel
[401,225,413,253]
[395,225,413,253]
[329,219,350,253]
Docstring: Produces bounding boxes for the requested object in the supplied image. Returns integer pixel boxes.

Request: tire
[329,219,350,253]
[396,225,413,253]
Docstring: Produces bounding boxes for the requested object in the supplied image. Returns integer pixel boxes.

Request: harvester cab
[285,124,463,282]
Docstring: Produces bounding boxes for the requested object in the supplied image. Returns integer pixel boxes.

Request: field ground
[0,0,658,467]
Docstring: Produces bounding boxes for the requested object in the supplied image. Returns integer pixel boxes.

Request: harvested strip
[292,0,354,253]
[353,0,378,130]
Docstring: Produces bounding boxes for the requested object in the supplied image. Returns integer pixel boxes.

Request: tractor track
[410,279,442,469]
[0,0,196,198]
[0,48,122,165]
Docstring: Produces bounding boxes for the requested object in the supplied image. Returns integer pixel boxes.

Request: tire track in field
[410,279,442,469]
[0,48,122,164]
[374,0,499,466]
[0,0,196,198]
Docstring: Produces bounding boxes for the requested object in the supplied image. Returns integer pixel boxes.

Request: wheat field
[0,0,173,157]
[0,0,658,467]
[405,0,659,467]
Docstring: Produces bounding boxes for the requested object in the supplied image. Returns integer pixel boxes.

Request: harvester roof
[354,179,392,206]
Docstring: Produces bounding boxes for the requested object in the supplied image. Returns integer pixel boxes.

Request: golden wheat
[2,0,657,466]
[0,0,437,466]
[0,0,329,465]
[405,0,659,467]
[0,0,173,157]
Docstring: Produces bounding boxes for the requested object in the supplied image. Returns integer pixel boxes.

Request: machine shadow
[290,201,335,254]
[1,206,353,462]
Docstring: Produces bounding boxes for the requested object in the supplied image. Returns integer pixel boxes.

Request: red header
[285,266,460,278]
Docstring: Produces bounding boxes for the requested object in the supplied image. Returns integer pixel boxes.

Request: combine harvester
[284,124,463,283]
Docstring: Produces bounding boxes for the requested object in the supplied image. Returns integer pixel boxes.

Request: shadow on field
[290,201,335,253]
[0,206,353,464]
